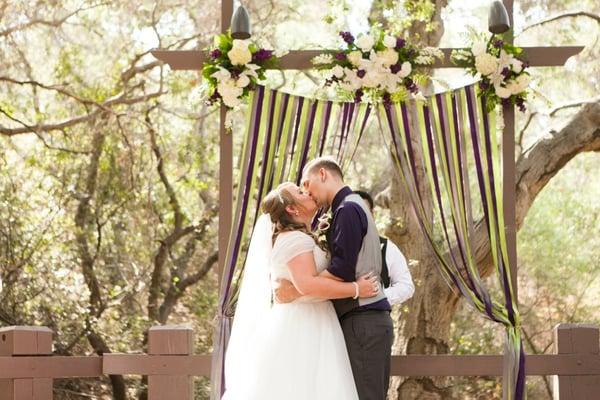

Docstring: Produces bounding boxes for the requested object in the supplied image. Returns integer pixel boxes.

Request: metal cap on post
[231,5,251,39]
[488,1,511,34]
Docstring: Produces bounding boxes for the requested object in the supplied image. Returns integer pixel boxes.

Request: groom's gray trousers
[340,309,394,400]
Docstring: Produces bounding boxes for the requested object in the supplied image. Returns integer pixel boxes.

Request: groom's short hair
[303,156,344,180]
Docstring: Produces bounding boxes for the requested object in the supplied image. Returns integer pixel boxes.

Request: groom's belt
[339,308,391,322]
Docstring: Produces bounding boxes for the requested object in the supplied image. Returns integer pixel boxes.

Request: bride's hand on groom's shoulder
[273,278,301,304]
[357,273,380,298]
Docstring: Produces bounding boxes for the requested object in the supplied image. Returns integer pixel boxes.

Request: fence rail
[1,323,598,399]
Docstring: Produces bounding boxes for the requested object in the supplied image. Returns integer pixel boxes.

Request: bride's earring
[294,210,299,216]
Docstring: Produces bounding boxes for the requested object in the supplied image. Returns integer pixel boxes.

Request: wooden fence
[1,323,599,399]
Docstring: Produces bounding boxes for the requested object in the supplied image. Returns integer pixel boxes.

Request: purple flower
[252,49,273,62]
[354,89,363,103]
[339,31,354,44]
[522,60,530,69]
[501,98,511,106]
[479,81,490,90]
[404,78,418,94]
[518,103,527,112]
[501,67,511,77]
[356,69,366,78]
[324,78,333,86]
[390,63,401,74]
[494,39,504,48]
[335,52,346,61]
[395,37,406,49]
[209,49,222,59]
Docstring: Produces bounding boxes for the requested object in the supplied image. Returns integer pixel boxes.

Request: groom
[275,156,393,400]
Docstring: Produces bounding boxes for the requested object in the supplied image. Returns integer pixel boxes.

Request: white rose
[332,65,344,78]
[471,40,487,57]
[355,34,375,52]
[494,84,511,99]
[236,74,250,88]
[347,50,363,66]
[399,61,412,78]
[227,41,252,65]
[475,53,498,76]
[383,35,396,48]
[378,48,399,67]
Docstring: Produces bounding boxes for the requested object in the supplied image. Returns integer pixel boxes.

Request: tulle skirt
[222,300,358,400]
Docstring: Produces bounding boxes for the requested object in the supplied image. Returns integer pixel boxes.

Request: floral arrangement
[312,30,443,105]
[451,35,530,112]
[314,212,332,250]
[202,31,277,110]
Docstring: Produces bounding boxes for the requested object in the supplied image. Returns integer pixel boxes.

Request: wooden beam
[151,46,584,71]
[0,353,584,378]
[0,357,103,378]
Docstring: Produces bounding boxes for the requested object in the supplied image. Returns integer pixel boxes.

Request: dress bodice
[271,231,330,303]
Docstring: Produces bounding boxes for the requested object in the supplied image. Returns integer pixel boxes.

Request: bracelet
[352,282,359,299]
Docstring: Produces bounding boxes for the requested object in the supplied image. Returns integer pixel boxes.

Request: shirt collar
[331,186,353,212]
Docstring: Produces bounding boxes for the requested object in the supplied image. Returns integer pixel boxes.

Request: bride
[222,182,380,400]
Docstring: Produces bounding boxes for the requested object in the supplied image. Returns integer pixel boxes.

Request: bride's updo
[262,183,312,245]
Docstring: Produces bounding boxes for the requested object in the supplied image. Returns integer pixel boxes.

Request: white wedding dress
[222,229,359,400]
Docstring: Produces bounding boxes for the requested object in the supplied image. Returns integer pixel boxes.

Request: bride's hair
[262,183,313,246]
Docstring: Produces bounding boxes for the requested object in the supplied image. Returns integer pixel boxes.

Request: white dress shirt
[382,239,415,305]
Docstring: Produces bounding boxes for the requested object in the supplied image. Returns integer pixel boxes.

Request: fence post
[147,325,194,400]
[0,326,53,400]
[554,323,600,400]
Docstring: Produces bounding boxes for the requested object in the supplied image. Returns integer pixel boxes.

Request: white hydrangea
[312,54,334,65]
[475,53,498,76]
[355,34,375,52]
[422,47,444,60]
[227,39,252,65]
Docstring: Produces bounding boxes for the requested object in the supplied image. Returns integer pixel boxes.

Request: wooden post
[0,326,53,400]
[217,0,234,288]
[553,324,600,400]
[147,325,194,400]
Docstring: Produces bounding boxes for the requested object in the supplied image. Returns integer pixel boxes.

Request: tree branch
[0,90,166,136]
[521,11,600,33]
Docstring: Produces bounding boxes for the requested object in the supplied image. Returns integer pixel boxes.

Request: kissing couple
[223,156,394,400]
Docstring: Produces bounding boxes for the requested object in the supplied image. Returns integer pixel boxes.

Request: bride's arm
[285,252,378,300]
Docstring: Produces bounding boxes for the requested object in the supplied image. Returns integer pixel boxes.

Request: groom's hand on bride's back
[273,278,302,303]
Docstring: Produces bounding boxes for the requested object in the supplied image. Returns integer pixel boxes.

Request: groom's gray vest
[331,193,387,318]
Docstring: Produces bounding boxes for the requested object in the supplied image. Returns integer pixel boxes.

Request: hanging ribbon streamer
[380,84,524,400]
[210,85,371,399]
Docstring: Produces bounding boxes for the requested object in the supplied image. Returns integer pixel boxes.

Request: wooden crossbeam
[151,46,584,71]
[3,354,600,378]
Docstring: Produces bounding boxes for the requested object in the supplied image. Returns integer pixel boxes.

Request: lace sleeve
[272,231,316,265]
